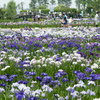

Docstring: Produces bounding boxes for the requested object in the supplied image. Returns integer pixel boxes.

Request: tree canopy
[58,0,72,7]
[29,0,37,9]
[6,0,16,19]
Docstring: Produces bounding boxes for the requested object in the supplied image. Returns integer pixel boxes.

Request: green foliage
[90,12,95,18]
[25,9,50,14]
[29,0,37,9]
[75,0,100,14]
[20,10,27,12]
[0,8,7,19]
[0,18,23,23]
[37,4,47,9]
[86,6,94,14]
[54,4,69,12]
[20,2,24,10]
[6,0,17,19]
[50,0,56,5]
[43,0,48,5]
[70,8,78,18]
[54,5,77,17]
[75,0,81,10]
[58,0,71,7]
[37,0,44,6]
[88,0,100,12]
[41,9,50,14]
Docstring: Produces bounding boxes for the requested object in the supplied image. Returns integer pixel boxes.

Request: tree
[3,4,6,9]
[38,0,43,6]
[6,0,16,19]
[86,6,93,14]
[81,0,100,14]
[58,0,62,5]
[64,0,71,7]
[43,0,48,5]
[81,0,87,9]
[0,8,7,19]
[88,0,100,12]
[38,4,47,9]
[58,0,71,7]
[17,4,21,10]
[54,4,69,12]
[29,0,37,9]
[75,0,81,10]
[20,2,24,10]
[50,0,55,5]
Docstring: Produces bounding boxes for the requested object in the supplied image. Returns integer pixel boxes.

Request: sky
[0,0,76,9]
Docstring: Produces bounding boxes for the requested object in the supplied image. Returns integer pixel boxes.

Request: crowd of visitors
[23,11,99,28]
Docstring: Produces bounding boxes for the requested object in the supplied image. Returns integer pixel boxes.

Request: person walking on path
[61,14,68,27]
[95,11,99,27]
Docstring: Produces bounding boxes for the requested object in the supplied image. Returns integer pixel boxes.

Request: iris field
[0,26,100,100]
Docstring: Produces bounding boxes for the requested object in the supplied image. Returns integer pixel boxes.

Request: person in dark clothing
[61,16,68,27]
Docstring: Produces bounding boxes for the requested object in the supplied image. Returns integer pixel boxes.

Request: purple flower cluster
[0,74,17,82]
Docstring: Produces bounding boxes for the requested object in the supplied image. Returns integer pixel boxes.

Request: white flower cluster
[11,82,53,97]
[1,65,10,71]
[91,63,99,69]
[0,88,5,93]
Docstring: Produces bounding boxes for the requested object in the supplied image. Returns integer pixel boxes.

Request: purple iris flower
[9,75,17,79]
[62,78,66,82]
[43,76,52,82]
[36,76,42,81]
[15,90,24,100]
[41,73,48,76]
[62,47,66,49]
[29,97,39,100]
[0,83,6,87]
[85,67,92,73]
[34,43,42,48]
[50,80,54,86]
[0,75,7,80]
[26,76,33,79]
[29,72,36,76]
[25,71,29,75]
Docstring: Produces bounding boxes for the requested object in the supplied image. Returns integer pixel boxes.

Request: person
[68,17,73,25]
[61,15,68,27]
[38,15,40,21]
[95,11,99,27]
[54,14,56,21]
[25,18,28,21]
[59,13,62,19]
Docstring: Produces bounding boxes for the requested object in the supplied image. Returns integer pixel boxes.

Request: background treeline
[0,0,100,20]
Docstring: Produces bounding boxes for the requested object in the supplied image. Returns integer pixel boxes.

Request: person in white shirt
[68,17,73,25]
[95,11,99,27]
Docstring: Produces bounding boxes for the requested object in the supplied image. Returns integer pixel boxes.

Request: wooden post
[41,25,42,29]
[87,23,89,27]
[10,25,12,30]
[40,22,42,29]
[18,24,19,28]
[6,24,7,28]
[60,23,61,27]
[93,21,95,27]
[55,24,57,28]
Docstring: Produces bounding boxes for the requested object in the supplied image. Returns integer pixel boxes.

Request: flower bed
[0,26,100,100]
[0,18,100,28]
